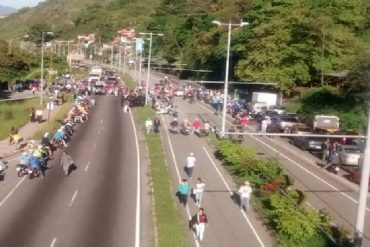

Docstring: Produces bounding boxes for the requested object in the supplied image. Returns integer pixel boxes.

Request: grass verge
[123,72,136,90]
[134,106,185,247]
[0,98,43,139]
[32,94,73,139]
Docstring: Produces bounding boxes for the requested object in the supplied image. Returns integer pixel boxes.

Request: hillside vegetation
[1,0,370,130]
[0,0,159,41]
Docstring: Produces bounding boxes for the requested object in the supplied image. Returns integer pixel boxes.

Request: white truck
[313,115,340,133]
[88,66,103,85]
[250,92,278,113]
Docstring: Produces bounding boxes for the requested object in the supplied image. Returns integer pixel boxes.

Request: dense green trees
[147,0,370,92]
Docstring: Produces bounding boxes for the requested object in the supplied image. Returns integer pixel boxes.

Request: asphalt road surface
[140,68,370,246]
[0,95,147,247]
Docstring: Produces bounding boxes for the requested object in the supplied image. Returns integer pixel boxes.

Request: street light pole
[139,32,164,105]
[40,31,53,105]
[354,106,370,247]
[40,32,45,105]
[8,35,29,54]
[212,20,249,137]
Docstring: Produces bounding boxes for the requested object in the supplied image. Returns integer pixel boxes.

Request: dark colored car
[292,136,325,151]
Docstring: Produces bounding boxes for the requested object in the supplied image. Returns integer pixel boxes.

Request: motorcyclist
[204,121,211,132]
[170,118,179,133]
[28,155,44,178]
[19,152,31,165]
[32,145,47,160]
[53,128,68,147]
[192,118,202,134]
[27,140,36,154]
[41,132,53,156]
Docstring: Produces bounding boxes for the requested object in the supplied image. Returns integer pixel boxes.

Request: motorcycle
[169,121,179,134]
[180,127,191,136]
[329,163,341,175]
[194,128,209,138]
[16,164,29,177]
[0,160,8,181]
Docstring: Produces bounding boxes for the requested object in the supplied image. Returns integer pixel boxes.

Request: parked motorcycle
[180,127,191,136]
[194,128,209,138]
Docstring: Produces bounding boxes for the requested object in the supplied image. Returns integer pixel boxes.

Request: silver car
[337,145,362,166]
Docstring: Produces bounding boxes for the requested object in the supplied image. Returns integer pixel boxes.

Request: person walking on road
[239,181,252,213]
[261,118,268,134]
[153,116,161,133]
[193,207,208,242]
[185,152,196,179]
[194,177,205,207]
[321,138,330,163]
[60,151,74,176]
[177,179,191,206]
[145,118,153,134]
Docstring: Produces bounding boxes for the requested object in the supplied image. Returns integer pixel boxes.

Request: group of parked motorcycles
[13,96,92,180]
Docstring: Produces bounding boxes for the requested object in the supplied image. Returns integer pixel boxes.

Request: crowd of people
[9,94,94,179]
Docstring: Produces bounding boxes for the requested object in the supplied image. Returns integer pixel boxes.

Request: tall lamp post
[212,20,249,137]
[139,32,164,105]
[8,35,29,54]
[40,31,54,105]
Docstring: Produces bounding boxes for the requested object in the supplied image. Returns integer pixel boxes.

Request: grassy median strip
[134,106,185,247]
[0,98,42,139]
[123,72,136,90]
[33,94,73,139]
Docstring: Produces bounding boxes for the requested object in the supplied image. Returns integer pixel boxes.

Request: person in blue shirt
[28,156,44,178]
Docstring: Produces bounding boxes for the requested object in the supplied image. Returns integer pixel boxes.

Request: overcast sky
[1,0,45,9]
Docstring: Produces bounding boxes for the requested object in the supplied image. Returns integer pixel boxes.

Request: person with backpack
[177,179,191,206]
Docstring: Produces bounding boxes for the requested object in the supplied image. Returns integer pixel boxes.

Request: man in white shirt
[145,118,153,134]
[186,152,196,179]
[261,118,268,134]
[238,181,252,213]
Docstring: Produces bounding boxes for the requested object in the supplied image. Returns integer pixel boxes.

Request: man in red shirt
[240,115,248,127]
[195,208,208,241]
[192,118,202,134]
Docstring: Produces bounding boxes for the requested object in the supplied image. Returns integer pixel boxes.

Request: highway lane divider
[133,106,186,247]
[202,146,266,247]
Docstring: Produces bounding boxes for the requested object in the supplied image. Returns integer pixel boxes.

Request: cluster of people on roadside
[9,95,94,179]
[321,139,342,170]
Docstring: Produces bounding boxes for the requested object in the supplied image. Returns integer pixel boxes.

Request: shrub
[269,193,327,242]
[217,140,255,166]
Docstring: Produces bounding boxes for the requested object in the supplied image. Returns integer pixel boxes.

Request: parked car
[292,136,325,151]
[289,124,312,135]
[268,105,286,115]
[329,129,360,145]
[277,116,299,132]
[337,145,362,166]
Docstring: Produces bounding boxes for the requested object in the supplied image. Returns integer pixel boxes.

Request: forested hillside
[0,0,369,93]
[0,0,159,41]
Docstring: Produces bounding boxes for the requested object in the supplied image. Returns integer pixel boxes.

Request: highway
[144,69,370,246]
[0,96,149,247]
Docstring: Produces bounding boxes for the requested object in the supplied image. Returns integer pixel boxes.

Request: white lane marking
[69,190,78,206]
[50,238,57,247]
[203,146,266,247]
[100,119,103,124]
[93,143,97,150]
[129,110,141,247]
[84,165,89,172]
[0,176,26,207]
[161,116,200,247]
[97,129,101,135]
[253,136,370,212]
[197,102,370,212]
